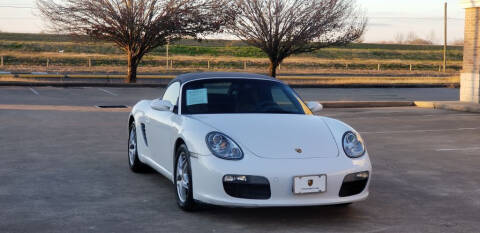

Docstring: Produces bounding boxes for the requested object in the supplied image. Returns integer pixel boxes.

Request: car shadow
[195,203,368,224]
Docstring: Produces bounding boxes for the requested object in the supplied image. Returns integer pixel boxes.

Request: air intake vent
[141,123,148,146]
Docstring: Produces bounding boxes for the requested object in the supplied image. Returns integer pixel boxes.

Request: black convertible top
[169,72,279,85]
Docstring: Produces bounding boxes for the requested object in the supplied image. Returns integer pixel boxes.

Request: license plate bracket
[293,175,327,194]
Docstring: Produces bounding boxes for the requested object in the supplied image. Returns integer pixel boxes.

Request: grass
[0,32,464,74]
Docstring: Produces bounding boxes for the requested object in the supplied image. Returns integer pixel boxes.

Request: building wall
[461,6,480,103]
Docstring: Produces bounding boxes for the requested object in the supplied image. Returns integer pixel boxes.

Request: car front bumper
[190,152,372,207]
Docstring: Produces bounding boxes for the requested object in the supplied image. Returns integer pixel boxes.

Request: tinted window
[163,82,180,105]
[181,79,306,115]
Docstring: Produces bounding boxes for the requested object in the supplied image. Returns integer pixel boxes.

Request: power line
[0,5,36,9]
[0,17,37,20]
[370,16,464,21]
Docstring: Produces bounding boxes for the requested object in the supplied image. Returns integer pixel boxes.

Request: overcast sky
[0,0,466,44]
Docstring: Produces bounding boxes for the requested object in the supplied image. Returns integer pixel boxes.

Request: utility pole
[443,2,448,72]
[166,39,170,70]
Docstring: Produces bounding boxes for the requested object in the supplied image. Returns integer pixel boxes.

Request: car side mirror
[306,101,323,113]
[151,99,174,112]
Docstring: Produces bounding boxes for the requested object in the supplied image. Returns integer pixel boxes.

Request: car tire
[175,144,196,211]
[128,122,148,173]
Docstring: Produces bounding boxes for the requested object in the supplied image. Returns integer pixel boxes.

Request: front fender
[175,115,216,156]
[321,117,368,157]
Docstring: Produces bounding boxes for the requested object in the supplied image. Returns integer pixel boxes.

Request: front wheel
[175,144,196,211]
[128,123,148,173]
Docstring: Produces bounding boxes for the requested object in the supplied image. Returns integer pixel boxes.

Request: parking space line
[98,88,118,96]
[0,104,131,112]
[322,114,480,120]
[436,147,480,152]
[361,127,480,134]
[29,87,39,96]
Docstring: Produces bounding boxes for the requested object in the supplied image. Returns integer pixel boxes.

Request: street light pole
[166,39,170,70]
[443,2,448,72]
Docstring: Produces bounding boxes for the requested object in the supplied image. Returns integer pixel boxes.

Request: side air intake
[141,123,148,146]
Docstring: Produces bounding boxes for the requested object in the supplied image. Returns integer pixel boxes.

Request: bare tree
[37,0,232,83]
[394,33,404,44]
[427,30,437,44]
[406,31,418,43]
[226,0,366,77]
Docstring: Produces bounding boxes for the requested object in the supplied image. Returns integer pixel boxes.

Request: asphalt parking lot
[1,87,479,233]
[0,87,459,106]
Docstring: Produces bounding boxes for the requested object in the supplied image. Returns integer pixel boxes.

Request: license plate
[293,175,327,194]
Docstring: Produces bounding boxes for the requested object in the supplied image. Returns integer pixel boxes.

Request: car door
[146,82,181,176]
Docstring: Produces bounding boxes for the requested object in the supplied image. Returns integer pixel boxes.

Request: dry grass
[0,51,463,65]
[0,64,458,77]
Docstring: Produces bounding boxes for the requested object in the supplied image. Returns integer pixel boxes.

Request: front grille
[223,175,271,200]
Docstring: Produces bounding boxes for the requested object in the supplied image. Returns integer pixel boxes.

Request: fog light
[344,171,370,182]
[339,171,370,197]
[355,172,369,179]
[223,175,248,183]
[236,175,247,182]
[223,175,235,182]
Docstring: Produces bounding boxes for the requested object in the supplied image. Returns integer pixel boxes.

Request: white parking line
[29,87,39,96]
[322,113,480,120]
[436,147,480,152]
[98,88,118,96]
[361,127,480,134]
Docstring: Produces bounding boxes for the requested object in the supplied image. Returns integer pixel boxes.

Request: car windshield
[181,78,310,115]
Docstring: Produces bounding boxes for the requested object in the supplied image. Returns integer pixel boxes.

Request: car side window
[162,82,181,112]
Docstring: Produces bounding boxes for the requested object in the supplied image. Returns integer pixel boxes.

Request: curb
[320,101,414,108]
[415,101,480,113]
[288,84,458,88]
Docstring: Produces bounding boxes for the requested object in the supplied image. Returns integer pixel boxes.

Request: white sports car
[128,72,371,210]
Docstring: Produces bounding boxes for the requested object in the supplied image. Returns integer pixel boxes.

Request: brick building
[460,0,480,103]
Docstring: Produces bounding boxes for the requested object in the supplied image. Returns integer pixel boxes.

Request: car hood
[189,114,339,159]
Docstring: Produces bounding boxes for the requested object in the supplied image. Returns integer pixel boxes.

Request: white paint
[98,88,118,96]
[322,114,480,120]
[29,87,39,96]
[361,127,480,134]
[436,147,480,152]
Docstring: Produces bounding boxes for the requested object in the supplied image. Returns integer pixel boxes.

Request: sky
[0,0,466,44]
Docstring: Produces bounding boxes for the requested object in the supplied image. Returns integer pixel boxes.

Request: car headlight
[206,132,244,160]
[342,131,366,158]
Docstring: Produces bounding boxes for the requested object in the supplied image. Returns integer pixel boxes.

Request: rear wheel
[175,144,196,211]
[128,123,148,172]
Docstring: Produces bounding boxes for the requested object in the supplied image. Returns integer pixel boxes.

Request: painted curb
[415,101,480,113]
[321,101,415,108]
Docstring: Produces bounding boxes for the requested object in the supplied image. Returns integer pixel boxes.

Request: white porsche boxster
[128,72,372,210]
